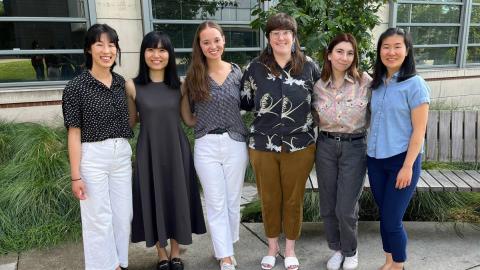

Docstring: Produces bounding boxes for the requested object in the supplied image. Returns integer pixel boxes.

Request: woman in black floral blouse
[62,24,133,270]
[240,13,320,270]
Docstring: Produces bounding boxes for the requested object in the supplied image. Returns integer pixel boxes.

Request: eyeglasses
[270,30,293,39]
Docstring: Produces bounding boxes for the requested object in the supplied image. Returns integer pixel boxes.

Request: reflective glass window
[397,4,461,24]
[469,26,480,44]
[414,47,458,66]
[0,22,87,50]
[0,54,85,83]
[408,26,459,45]
[153,23,259,49]
[467,46,480,63]
[151,0,256,21]
[0,0,85,17]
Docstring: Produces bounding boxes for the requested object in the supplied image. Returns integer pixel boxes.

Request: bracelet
[71,177,82,182]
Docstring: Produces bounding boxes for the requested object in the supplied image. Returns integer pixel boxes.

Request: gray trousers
[315,133,367,257]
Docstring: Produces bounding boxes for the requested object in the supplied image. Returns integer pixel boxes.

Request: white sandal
[261,254,277,270]
[284,256,299,270]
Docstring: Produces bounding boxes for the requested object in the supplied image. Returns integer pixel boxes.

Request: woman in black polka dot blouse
[62,24,133,270]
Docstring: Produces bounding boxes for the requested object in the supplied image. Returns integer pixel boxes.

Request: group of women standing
[62,12,429,270]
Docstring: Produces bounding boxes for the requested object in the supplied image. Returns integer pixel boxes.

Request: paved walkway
[1,222,479,270]
[1,183,479,269]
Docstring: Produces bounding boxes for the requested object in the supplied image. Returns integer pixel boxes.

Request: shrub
[0,122,80,253]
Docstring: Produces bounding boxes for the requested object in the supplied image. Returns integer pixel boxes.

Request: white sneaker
[326,250,344,270]
[343,251,359,270]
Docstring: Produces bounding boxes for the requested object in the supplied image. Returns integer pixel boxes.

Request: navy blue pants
[367,152,421,262]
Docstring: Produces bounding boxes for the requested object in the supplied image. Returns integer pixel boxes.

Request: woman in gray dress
[126,31,206,270]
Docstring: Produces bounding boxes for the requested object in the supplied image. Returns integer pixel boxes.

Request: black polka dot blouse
[62,70,133,143]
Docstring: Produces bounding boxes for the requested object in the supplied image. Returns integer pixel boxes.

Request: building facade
[0,0,479,124]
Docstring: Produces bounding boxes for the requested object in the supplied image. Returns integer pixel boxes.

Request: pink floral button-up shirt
[312,72,372,134]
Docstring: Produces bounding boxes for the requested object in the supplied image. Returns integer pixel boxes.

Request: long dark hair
[320,33,361,83]
[84,24,121,71]
[133,31,180,89]
[259,13,305,77]
[184,21,225,102]
[371,27,416,89]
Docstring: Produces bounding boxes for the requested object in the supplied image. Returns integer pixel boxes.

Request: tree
[251,0,389,69]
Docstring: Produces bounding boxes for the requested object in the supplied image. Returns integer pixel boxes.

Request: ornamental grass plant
[0,122,80,253]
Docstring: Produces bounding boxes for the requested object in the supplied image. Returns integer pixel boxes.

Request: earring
[267,44,272,54]
[291,43,296,53]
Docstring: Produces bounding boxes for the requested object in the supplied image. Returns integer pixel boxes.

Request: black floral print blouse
[240,56,320,153]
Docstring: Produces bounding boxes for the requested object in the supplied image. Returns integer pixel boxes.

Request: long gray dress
[131,81,206,247]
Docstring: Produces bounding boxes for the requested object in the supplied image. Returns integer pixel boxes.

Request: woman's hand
[72,180,87,200]
[395,165,413,189]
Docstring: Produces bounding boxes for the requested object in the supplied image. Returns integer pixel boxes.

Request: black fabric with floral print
[240,57,320,153]
[62,70,133,143]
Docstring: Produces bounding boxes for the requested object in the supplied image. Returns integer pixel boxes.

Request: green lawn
[0,59,37,82]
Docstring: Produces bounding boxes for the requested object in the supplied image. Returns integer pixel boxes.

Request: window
[467,0,480,63]
[0,0,95,86]
[394,0,480,67]
[143,0,261,75]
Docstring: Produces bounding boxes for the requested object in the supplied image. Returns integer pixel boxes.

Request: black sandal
[156,260,170,270]
[170,258,184,270]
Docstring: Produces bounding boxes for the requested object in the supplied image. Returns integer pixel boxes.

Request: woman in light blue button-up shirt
[367,28,430,270]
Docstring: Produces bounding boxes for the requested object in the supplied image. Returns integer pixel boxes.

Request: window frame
[141,0,263,63]
[0,0,97,88]
[391,0,480,68]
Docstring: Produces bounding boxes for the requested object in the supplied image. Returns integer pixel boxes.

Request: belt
[321,131,365,142]
[207,128,227,134]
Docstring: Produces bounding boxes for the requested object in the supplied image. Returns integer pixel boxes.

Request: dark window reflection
[414,47,457,66]
[467,47,480,64]
[397,4,461,24]
[175,51,260,76]
[151,0,254,21]
[408,26,459,45]
[154,24,259,49]
[0,54,85,83]
[469,26,480,44]
[0,22,86,50]
[0,0,85,17]
[471,6,480,24]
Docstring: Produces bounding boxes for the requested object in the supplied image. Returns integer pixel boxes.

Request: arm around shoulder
[125,79,139,128]
[180,84,197,127]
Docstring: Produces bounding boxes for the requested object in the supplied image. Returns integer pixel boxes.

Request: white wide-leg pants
[80,138,133,270]
[194,133,249,259]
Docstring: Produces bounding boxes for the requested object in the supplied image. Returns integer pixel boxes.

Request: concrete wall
[95,0,143,80]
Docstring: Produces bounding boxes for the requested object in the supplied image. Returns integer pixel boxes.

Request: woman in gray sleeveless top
[126,31,206,270]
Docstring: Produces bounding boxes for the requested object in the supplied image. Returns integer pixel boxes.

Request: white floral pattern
[240,57,320,152]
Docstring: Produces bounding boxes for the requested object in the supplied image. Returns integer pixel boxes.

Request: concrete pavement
[1,221,479,270]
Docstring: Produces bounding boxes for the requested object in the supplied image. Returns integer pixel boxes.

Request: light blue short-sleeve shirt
[367,73,430,159]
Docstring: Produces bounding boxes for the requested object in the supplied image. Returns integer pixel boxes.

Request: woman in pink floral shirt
[312,33,372,270]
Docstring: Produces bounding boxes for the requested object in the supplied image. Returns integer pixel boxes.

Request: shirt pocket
[345,97,368,109]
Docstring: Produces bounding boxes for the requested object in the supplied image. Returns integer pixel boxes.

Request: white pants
[194,133,249,259]
[80,138,133,270]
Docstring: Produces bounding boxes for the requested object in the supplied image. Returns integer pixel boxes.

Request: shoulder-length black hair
[371,27,416,89]
[133,31,180,89]
[84,24,121,71]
